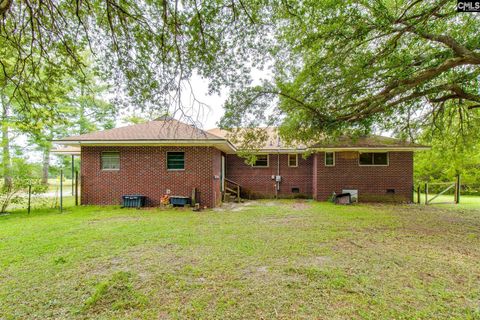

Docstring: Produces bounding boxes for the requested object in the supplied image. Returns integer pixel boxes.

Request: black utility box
[122,195,146,208]
[169,196,191,207]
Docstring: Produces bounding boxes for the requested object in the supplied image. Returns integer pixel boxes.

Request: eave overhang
[52,139,238,154]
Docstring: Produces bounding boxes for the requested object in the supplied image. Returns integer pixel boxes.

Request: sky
[133,68,273,130]
[114,75,228,130]
[175,74,228,130]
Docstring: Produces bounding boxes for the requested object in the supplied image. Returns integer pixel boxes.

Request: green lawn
[414,192,480,208]
[1,200,480,319]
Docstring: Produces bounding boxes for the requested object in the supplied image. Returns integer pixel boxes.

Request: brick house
[55,118,428,208]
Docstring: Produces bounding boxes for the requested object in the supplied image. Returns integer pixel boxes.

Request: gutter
[52,139,429,153]
[308,146,430,152]
[52,139,238,153]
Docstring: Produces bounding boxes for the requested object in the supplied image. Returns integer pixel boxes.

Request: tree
[1,93,12,188]
[0,158,46,213]
[27,58,116,184]
[0,0,267,121]
[220,0,480,144]
[2,0,478,145]
[415,102,480,193]
[0,38,74,185]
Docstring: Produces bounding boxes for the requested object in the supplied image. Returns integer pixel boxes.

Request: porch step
[223,192,242,203]
[224,178,242,203]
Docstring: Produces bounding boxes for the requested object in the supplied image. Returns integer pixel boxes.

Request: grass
[1,200,480,319]
[414,192,480,208]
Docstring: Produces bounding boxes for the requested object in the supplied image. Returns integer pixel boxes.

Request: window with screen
[253,154,269,167]
[101,152,120,170]
[359,152,388,166]
[167,152,185,170]
[325,152,335,166]
[288,154,298,167]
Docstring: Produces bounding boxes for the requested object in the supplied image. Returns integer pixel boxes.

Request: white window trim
[325,152,335,166]
[358,152,389,166]
[166,151,186,171]
[288,154,298,167]
[252,154,269,168]
[101,151,120,171]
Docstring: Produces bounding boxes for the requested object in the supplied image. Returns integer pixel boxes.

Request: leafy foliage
[0,0,269,118]
[221,0,480,144]
[0,158,47,213]
[415,105,480,194]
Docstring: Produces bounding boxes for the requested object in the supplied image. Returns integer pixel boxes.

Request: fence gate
[422,175,460,205]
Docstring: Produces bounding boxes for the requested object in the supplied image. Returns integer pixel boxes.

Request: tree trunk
[1,95,12,190]
[79,83,87,134]
[41,146,51,184]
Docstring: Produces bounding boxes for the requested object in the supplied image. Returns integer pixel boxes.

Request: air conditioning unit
[342,189,358,203]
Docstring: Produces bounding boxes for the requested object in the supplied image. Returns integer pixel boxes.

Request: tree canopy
[0,0,267,123]
[1,0,479,145]
[220,0,480,143]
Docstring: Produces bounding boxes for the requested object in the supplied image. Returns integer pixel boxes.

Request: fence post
[417,185,420,204]
[455,174,461,204]
[60,170,63,212]
[75,170,79,206]
[27,183,32,214]
[71,155,75,195]
[424,182,428,205]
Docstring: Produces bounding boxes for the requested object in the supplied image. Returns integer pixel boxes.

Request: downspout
[276,134,281,199]
[276,152,280,199]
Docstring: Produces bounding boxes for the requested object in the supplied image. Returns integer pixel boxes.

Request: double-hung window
[359,152,388,166]
[101,152,120,170]
[325,152,335,166]
[253,155,269,167]
[288,154,298,167]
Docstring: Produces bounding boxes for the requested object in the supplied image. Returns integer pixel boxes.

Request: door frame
[220,155,225,193]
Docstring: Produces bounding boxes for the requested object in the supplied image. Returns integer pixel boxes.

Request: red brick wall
[226,154,313,198]
[81,147,414,205]
[314,151,413,202]
[81,146,220,208]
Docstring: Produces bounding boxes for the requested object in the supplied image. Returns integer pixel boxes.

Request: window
[288,154,298,167]
[253,154,269,167]
[101,152,120,170]
[359,152,389,166]
[325,152,335,166]
[167,152,185,170]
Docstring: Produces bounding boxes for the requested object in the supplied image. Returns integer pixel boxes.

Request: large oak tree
[220,0,480,143]
[1,0,479,143]
[0,0,267,123]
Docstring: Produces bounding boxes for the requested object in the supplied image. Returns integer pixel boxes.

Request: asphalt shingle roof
[56,119,428,151]
[58,118,224,141]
